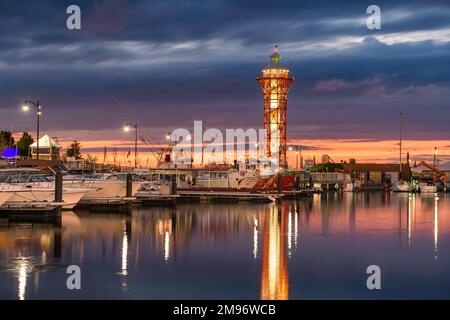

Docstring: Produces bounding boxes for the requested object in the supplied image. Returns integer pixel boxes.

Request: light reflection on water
[0,192,449,299]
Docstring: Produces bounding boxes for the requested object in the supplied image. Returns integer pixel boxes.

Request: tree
[66,140,82,159]
[15,132,34,157]
[0,131,15,153]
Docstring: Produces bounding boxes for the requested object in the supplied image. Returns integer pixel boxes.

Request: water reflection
[17,258,28,300]
[0,193,449,299]
[260,204,289,300]
[120,220,129,289]
[434,195,439,257]
[253,217,258,260]
[0,220,62,300]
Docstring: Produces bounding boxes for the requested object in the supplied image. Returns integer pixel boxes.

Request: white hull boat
[66,181,145,201]
[419,184,437,193]
[0,185,90,209]
[392,180,412,192]
[0,170,91,209]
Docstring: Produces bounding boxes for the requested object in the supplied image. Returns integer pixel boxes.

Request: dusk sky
[0,0,449,165]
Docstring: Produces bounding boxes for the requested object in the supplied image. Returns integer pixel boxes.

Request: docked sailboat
[170,163,295,192]
[393,112,412,192]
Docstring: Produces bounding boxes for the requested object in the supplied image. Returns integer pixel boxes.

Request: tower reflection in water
[2,192,446,300]
[260,203,293,300]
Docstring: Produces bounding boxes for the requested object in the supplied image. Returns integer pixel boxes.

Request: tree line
[0,131,34,156]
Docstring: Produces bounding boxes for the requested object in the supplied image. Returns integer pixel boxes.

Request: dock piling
[171,174,177,195]
[126,173,132,198]
[55,171,63,203]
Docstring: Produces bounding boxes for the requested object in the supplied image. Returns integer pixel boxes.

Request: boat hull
[420,185,437,193]
[67,181,144,200]
[0,191,14,206]
[392,181,412,192]
[3,189,89,209]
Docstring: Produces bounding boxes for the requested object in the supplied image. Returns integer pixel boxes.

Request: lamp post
[123,122,138,168]
[22,100,42,160]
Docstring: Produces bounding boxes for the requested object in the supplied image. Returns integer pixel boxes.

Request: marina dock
[177,190,280,203]
[0,203,61,223]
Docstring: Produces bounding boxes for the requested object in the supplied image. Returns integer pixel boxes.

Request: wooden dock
[135,194,178,207]
[282,189,315,199]
[176,190,280,203]
[75,198,134,214]
[0,203,61,223]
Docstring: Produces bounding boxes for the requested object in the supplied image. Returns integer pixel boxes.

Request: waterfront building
[29,135,61,161]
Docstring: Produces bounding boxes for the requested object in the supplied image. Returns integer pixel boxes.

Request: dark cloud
[0,0,449,141]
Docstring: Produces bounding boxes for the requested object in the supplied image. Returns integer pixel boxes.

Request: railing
[297,172,350,184]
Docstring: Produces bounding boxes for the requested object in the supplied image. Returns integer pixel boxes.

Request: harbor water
[0,192,449,299]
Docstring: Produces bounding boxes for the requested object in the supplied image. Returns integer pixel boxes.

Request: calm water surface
[1,192,449,299]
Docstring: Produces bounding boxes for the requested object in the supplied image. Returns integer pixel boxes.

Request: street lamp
[123,122,138,168]
[22,100,42,160]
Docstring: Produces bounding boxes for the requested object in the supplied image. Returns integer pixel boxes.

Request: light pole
[123,122,138,168]
[22,100,43,160]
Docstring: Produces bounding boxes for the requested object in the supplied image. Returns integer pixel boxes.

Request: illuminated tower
[257,45,295,168]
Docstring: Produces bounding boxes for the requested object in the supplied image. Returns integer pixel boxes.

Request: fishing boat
[174,163,295,192]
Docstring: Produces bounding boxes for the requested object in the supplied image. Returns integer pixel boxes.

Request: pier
[177,190,280,203]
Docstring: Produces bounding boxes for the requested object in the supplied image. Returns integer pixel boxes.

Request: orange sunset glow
[49,136,450,168]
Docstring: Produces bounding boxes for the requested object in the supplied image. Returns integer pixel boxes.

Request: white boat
[0,185,90,209]
[70,180,144,200]
[419,183,437,193]
[63,173,145,201]
[393,180,412,192]
[0,170,90,209]
[175,163,292,191]
[191,168,259,189]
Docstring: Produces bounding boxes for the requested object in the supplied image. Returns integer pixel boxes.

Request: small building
[29,135,61,161]
[342,163,411,185]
